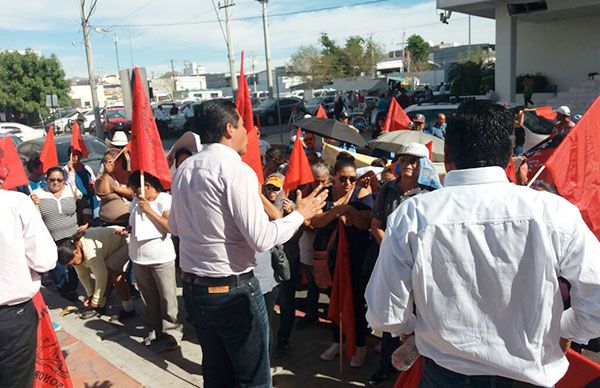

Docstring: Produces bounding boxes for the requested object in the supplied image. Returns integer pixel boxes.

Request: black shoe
[79,306,105,320]
[273,338,290,358]
[115,308,136,321]
[368,369,391,386]
[296,315,318,330]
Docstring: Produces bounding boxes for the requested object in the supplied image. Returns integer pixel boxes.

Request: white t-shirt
[128,192,175,265]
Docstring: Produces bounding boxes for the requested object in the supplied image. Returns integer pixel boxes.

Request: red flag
[425,141,433,160]
[316,104,328,119]
[505,158,517,183]
[284,128,313,192]
[0,136,29,190]
[535,106,556,120]
[32,292,73,388]
[39,127,59,173]
[130,67,172,190]
[327,222,356,359]
[556,349,600,388]
[546,96,600,239]
[393,356,424,388]
[383,98,412,132]
[237,51,264,183]
[69,120,89,158]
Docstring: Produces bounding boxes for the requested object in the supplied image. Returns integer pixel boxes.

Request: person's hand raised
[295,184,328,221]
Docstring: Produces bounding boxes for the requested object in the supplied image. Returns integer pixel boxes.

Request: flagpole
[140,170,146,220]
[527,165,546,187]
[338,222,343,378]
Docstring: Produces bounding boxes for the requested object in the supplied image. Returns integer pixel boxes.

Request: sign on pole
[45,94,59,108]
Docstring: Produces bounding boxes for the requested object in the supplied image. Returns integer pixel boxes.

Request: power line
[94,0,389,28]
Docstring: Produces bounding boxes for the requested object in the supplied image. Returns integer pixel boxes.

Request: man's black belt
[182,271,254,287]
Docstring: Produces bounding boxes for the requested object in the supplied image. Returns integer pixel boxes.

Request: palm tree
[448,61,495,96]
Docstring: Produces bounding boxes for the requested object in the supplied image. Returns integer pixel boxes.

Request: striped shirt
[34,187,84,241]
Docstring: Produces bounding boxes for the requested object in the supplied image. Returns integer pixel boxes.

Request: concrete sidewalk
[45,281,391,388]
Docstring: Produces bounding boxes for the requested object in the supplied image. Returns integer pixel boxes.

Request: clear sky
[0,0,495,78]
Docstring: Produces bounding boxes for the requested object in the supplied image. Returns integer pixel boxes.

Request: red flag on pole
[328,222,356,359]
[316,104,328,119]
[425,141,433,161]
[545,96,600,239]
[535,106,556,120]
[39,127,59,173]
[237,51,264,183]
[0,136,29,190]
[383,98,412,132]
[130,67,172,190]
[556,349,600,388]
[393,357,424,388]
[69,120,89,157]
[505,158,517,183]
[284,128,313,193]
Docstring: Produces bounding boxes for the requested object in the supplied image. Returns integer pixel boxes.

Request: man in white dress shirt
[0,189,57,387]
[365,101,600,387]
[169,99,326,388]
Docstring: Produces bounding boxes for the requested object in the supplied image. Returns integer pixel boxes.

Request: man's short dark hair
[193,99,240,144]
[26,156,42,173]
[445,101,514,169]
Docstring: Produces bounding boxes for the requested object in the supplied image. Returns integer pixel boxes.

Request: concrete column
[495,4,517,103]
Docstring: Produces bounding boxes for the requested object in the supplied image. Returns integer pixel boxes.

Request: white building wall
[516,14,600,93]
[175,76,207,91]
[69,85,107,108]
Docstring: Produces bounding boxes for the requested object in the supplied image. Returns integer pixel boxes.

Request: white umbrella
[166,131,202,167]
[369,130,444,162]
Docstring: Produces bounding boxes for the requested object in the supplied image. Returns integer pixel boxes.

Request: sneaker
[270,366,284,376]
[51,321,62,331]
[142,332,157,346]
[320,343,340,361]
[273,338,290,358]
[350,345,367,368]
[296,315,318,330]
[368,369,392,386]
[149,334,178,353]
[80,307,103,320]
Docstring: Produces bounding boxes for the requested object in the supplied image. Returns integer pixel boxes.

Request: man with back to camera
[365,101,600,387]
[169,99,327,388]
[0,185,57,387]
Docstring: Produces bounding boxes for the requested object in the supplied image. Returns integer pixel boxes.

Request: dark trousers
[0,300,38,388]
[379,332,401,373]
[420,357,544,388]
[183,275,271,388]
[304,264,320,319]
[51,261,79,301]
[277,255,300,340]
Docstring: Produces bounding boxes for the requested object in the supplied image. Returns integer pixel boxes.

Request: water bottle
[391,335,420,371]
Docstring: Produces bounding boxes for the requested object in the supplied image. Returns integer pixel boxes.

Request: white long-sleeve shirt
[169,143,304,277]
[365,166,600,387]
[0,190,57,305]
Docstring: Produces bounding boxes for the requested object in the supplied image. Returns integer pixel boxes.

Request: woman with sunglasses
[311,152,373,367]
[31,166,91,302]
[367,143,442,386]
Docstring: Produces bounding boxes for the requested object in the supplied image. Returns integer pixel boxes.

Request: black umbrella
[294,117,367,147]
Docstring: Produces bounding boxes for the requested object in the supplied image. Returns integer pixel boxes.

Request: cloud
[0,0,495,77]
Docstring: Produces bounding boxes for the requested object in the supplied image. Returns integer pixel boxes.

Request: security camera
[439,10,452,24]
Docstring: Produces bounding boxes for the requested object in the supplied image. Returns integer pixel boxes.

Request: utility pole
[127,29,134,68]
[369,34,375,79]
[114,33,121,72]
[79,0,104,139]
[251,55,258,93]
[468,15,472,61]
[170,59,176,98]
[221,0,238,94]
[257,0,274,98]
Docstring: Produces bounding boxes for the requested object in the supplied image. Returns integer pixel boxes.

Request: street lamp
[256,0,274,98]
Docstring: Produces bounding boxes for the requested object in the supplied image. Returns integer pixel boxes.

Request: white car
[403,103,552,153]
[0,122,45,142]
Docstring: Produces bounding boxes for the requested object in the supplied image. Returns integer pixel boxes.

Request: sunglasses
[48,178,64,183]
[264,184,281,192]
[338,176,357,184]
[399,156,419,165]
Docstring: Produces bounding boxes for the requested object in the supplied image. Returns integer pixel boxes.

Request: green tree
[0,50,70,124]
[448,60,495,95]
[406,34,431,71]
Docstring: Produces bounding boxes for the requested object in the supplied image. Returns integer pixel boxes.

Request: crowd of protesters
[1,96,599,388]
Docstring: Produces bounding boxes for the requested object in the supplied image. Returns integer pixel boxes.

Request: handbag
[271,245,291,283]
[312,225,338,289]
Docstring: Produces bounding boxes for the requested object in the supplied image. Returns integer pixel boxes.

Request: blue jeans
[420,357,544,388]
[183,275,271,388]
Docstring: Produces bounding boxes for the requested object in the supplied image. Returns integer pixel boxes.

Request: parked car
[402,102,553,153]
[253,97,303,126]
[0,122,46,142]
[102,107,131,138]
[17,134,108,175]
[305,96,335,116]
[0,134,23,149]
